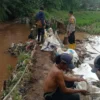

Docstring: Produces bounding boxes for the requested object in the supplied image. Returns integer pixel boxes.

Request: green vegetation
[75,11,100,26]
[80,22,100,34]
[45,10,100,26]
[0,0,100,21]
[75,11,100,34]
[0,0,100,34]
[18,52,30,63]
[2,52,30,99]
[11,87,22,100]
[44,10,100,34]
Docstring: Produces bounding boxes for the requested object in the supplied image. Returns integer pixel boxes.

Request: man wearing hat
[43,53,88,100]
[92,55,100,73]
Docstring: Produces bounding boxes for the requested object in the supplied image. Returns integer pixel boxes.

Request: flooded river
[0,23,30,92]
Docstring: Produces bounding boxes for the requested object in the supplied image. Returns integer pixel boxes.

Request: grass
[81,22,100,34]
[75,11,100,27]
[2,52,30,99]
[42,10,100,34]
[45,10,100,26]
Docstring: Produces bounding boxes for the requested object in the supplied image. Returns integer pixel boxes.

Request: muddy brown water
[0,23,30,92]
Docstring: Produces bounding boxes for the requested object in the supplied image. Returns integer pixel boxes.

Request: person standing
[36,7,45,44]
[67,11,76,49]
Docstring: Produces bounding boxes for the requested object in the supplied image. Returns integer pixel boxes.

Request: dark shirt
[36,11,45,26]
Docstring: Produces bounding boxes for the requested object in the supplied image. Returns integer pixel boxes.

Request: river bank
[1,29,100,100]
[0,23,30,92]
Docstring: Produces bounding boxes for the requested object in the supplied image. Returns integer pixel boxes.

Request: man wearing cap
[92,55,100,73]
[43,53,88,100]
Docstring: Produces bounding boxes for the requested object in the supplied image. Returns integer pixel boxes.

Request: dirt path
[23,32,88,100]
[22,32,100,100]
[23,46,53,100]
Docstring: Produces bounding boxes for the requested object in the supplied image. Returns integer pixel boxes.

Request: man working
[36,7,45,44]
[43,53,89,100]
[67,11,76,49]
[92,55,100,72]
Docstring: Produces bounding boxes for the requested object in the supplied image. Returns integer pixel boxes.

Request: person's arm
[56,71,88,94]
[64,75,87,82]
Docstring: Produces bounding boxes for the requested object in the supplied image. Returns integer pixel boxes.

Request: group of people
[31,7,100,100]
[34,7,76,49]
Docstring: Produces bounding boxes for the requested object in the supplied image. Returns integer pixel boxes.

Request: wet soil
[22,32,88,100]
[23,32,100,100]
[23,46,53,100]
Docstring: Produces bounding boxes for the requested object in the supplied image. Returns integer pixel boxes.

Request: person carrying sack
[67,11,76,49]
[35,7,45,44]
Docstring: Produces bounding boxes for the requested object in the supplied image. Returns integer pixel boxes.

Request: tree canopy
[0,0,100,21]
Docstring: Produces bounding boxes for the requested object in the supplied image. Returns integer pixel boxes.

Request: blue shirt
[36,11,45,26]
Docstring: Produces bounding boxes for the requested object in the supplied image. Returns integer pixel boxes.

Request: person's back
[44,64,62,93]
[44,64,64,100]
[36,11,44,21]
[35,8,45,28]
[35,7,45,44]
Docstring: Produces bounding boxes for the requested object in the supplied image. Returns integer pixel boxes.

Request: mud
[22,46,53,100]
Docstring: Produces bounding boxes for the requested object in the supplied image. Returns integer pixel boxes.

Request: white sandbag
[44,28,54,38]
[48,28,54,36]
[85,43,99,54]
[56,48,79,63]
[75,81,91,100]
[56,47,64,54]
[73,63,99,82]
[41,35,61,51]
[76,81,88,90]
[65,49,79,63]
[83,53,100,65]
[76,81,100,100]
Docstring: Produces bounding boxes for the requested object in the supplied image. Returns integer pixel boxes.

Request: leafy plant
[7,65,13,72]
[18,52,30,63]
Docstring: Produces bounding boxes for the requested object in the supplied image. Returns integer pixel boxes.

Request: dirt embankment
[20,31,100,100]
[23,46,53,100]
[22,32,88,100]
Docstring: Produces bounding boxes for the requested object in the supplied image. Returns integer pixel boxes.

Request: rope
[3,44,37,100]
